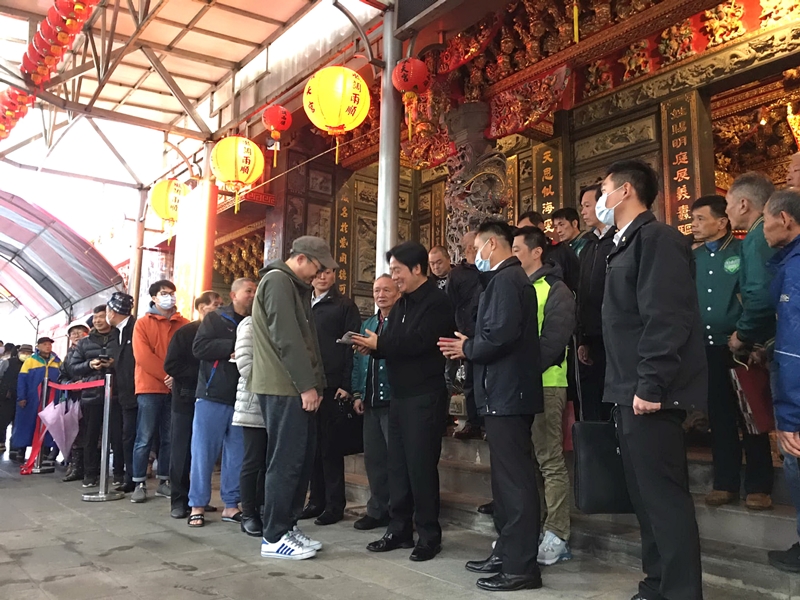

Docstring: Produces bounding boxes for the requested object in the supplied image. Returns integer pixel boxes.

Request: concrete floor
[0,457,763,600]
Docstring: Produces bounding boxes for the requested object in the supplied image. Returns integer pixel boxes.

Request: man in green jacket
[693,195,773,511]
[249,236,335,561]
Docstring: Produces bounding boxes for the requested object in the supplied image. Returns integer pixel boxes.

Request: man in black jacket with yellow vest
[353,241,456,562]
[440,220,543,592]
[601,159,705,600]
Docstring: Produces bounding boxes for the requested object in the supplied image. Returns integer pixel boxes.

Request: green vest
[532,276,568,388]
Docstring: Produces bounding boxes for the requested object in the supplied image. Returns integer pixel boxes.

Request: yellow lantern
[150,179,189,222]
[210,136,265,212]
[303,66,370,162]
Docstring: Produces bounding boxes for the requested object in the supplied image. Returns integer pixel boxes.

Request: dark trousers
[83,402,124,479]
[618,406,703,600]
[463,361,482,428]
[0,400,15,445]
[706,346,773,495]
[259,394,316,543]
[485,414,541,576]
[308,388,346,515]
[170,404,194,511]
[363,404,390,519]
[579,335,611,422]
[122,406,138,486]
[241,426,267,518]
[386,389,447,547]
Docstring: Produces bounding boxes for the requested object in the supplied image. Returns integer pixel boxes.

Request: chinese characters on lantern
[661,93,701,235]
[533,142,561,234]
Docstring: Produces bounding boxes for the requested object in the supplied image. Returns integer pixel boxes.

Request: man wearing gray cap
[250,236,335,560]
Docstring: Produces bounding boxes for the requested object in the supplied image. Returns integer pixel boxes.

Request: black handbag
[572,408,635,514]
[332,398,364,456]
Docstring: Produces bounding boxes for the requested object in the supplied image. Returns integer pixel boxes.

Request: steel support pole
[130,188,148,314]
[375,7,401,277]
[82,374,124,501]
[31,374,54,474]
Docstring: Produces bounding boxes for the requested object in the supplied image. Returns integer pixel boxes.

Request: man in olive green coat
[693,195,773,511]
[725,172,776,511]
[249,236,336,560]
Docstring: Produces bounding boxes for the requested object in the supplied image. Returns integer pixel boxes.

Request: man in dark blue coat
[440,220,543,592]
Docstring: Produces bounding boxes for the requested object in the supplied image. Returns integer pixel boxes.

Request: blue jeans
[132,394,171,482]
[188,399,244,509]
[782,449,800,539]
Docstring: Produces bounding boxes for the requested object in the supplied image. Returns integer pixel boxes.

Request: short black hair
[387,241,428,274]
[477,219,514,247]
[518,211,545,226]
[93,304,107,314]
[149,279,176,297]
[195,290,222,310]
[552,207,580,225]
[691,195,728,220]
[579,184,601,203]
[513,226,548,252]
[606,159,660,209]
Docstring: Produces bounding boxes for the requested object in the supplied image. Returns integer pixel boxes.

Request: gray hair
[766,189,800,224]
[460,230,477,248]
[728,171,776,211]
[375,273,393,283]
[231,277,255,292]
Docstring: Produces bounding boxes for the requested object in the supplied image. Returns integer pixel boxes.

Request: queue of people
[4,156,800,598]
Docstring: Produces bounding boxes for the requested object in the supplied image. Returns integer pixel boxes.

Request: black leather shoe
[410,543,441,562]
[240,515,263,537]
[366,533,415,553]
[466,554,503,573]
[300,504,324,520]
[477,501,494,515]
[314,511,343,526]
[476,573,543,592]
[354,515,390,530]
[630,595,646,600]
[170,506,189,519]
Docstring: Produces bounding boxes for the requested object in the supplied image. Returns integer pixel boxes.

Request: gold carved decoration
[619,40,651,82]
[760,0,798,29]
[657,20,694,65]
[702,2,745,48]
[213,233,264,284]
[584,59,613,98]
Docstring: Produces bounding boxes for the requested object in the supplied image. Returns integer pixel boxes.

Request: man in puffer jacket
[66,305,123,488]
[233,316,266,537]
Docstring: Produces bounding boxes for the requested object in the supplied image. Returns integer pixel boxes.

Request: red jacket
[132,307,189,395]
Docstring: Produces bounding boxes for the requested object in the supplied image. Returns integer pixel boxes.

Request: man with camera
[66,305,123,488]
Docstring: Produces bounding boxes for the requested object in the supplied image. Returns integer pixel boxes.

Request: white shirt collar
[596,225,611,237]
[312,289,330,306]
[116,316,130,333]
[613,221,633,246]
[491,257,513,271]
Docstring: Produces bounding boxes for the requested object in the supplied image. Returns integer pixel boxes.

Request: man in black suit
[601,159,706,600]
[440,220,543,592]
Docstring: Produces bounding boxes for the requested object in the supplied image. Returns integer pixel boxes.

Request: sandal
[204,505,218,512]
[187,513,205,528]
[221,511,242,523]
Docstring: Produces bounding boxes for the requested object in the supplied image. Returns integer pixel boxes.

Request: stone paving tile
[37,567,126,600]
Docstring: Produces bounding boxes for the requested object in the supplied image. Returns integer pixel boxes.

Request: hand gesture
[633,395,661,415]
[301,388,322,412]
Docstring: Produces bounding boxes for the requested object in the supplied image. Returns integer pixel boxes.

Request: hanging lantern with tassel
[261,104,292,168]
[303,66,370,163]
[150,179,189,243]
[210,136,265,213]
[391,57,431,141]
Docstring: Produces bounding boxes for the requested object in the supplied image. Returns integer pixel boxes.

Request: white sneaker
[293,526,323,551]
[261,532,316,560]
[537,531,572,566]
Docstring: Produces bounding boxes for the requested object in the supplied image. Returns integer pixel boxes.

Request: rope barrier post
[31,374,54,474]
[82,373,124,502]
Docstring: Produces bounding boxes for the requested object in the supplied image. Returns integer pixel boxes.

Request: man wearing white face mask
[130,280,189,503]
[601,159,706,600]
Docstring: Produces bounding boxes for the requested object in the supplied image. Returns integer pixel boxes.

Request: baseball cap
[67,323,90,335]
[37,336,54,344]
[107,291,134,316]
[291,236,338,270]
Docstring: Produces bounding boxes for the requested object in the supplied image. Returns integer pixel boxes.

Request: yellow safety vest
[532,276,568,388]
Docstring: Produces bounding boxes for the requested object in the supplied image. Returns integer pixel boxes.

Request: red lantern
[391,58,431,140]
[261,105,292,167]
[28,42,57,68]
[55,1,93,22]
[47,6,84,39]
[41,17,74,48]
[34,30,66,60]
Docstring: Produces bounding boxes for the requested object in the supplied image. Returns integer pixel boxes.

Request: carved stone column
[444,102,510,260]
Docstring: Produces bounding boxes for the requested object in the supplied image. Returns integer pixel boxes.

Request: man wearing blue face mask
[130,280,189,503]
[601,159,706,600]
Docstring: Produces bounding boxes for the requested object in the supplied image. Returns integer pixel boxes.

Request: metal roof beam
[87,118,143,185]
[1,157,141,189]
[141,47,212,134]
[0,120,72,159]
[200,1,285,27]
[153,16,260,47]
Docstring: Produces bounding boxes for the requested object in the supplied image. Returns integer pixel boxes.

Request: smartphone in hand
[336,331,361,345]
